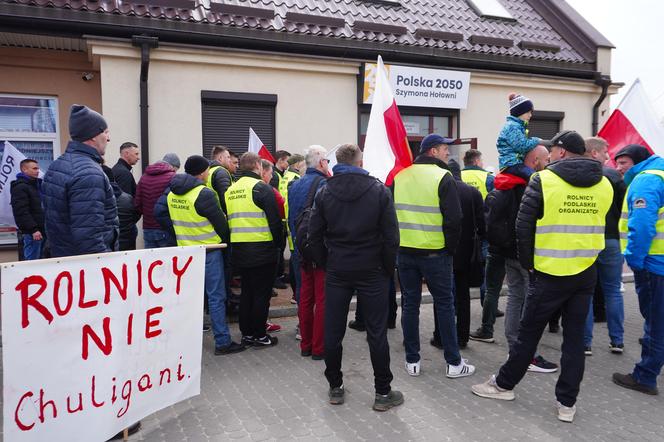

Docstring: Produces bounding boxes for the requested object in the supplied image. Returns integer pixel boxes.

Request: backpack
[295,176,325,264]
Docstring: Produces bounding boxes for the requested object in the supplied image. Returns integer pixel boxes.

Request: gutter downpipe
[592,73,612,135]
[131,35,159,172]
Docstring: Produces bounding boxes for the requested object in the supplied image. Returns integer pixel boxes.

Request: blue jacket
[42,141,119,257]
[622,155,664,275]
[496,116,541,170]
[287,167,327,245]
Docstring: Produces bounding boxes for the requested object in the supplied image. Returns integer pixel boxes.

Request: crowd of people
[9,95,663,429]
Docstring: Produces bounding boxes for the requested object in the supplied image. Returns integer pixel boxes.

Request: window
[0,95,60,247]
[466,0,514,20]
[201,91,276,159]
[528,111,564,140]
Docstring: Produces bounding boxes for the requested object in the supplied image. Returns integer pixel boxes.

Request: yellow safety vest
[279,170,299,250]
[205,165,234,204]
[618,169,664,254]
[534,169,612,276]
[393,164,448,249]
[167,185,221,246]
[461,169,489,200]
[225,176,273,243]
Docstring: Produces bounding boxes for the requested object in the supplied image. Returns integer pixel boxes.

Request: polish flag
[363,56,412,185]
[599,79,664,163]
[248,127,276,163]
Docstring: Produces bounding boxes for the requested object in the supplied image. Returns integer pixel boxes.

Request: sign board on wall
[2,247,206,441]
[363,63,471,109]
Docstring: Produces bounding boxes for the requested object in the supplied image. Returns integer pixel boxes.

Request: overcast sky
[565,0,664,119]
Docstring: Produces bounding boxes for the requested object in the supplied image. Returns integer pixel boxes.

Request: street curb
[267,272,635,319]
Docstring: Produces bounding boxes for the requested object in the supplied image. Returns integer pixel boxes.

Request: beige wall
[91,42,359,177]
[0,46,102,153]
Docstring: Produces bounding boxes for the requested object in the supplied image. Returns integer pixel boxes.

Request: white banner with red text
[1,246,206,441]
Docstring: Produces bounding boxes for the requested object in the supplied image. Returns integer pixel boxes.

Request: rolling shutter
[528,111,564,140]
[201,91,277,158]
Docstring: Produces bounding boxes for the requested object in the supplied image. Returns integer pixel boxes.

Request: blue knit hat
[420,134,455,155]
[509,93,534,117]
[69,104,108,142]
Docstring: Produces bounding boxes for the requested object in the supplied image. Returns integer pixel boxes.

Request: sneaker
[446,359,476,378]
[372,390,404,412]
[528,355,559,373]
[271,290,278,298]
[620,281,625,293]
[612,373,659,395]
[471,375,515,401]
[253,335,278,348]
[387,319,396,329]
[584,346,592,356]
[214,341,246,355]
[495,309,505,318]
[405,360,421,377]
[301,349,312,357]
[241,335,254,347]
[556,401,576,423]
[266,322,282,333]
[290,295,297,305]
[312,354,324,361]
[429,337,443,349]
[549,323,560,333]
[348,320,366,332]
[295,324,302,341]
[609,342,624,354]
[469,328,495,343]
[328,386,345,405]
[202,324,211,332]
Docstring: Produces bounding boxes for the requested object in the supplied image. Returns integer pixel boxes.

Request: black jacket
[208,161,234,214]
[394,156,462,255]
[229,171,284,268]
[154,173,230,244]
[110,182,141,242]
[516,157,606,271]
[10,174,44,234]
[112,158,137,196]
[602,166,626,240]
[448,162,485,268]
[485,173,528,259]
[309,164,399,274]
[270,167,285,189]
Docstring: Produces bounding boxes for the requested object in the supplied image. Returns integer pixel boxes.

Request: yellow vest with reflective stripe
[225,176,273,243]
[205,165,234,204]
[394,164,447,249]
[618,169,664,254]
[167,185,221,246]
[279,170,299,250]
[461,169,489,200]
[534,169,612,276]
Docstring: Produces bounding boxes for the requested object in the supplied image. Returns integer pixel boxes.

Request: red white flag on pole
[363,56,412,185]
[248,127,276,163]
[598,79,664,162]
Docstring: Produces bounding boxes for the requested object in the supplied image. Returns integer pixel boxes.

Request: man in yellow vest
[207,145,235,213]
[280,154,304,299]
[225,152,284,347]
[472,130,613,423]
[613,144,664,396]
[461,149,494,200]
[394,134,475,379]
[154,155,245,355]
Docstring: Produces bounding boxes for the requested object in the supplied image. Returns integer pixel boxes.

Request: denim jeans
[479,252,506,335]
[584,239,624,347]
[503,258,530,351]
[205,250,231,348]
[399,251,461,366]
[143,228,175,249]
[22,234,44,260]
[631,269,664,388]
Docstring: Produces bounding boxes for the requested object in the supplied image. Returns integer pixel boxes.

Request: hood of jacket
[328,164,375,202]
[545,157,604,187]
[169,173,205,195]
[146,161,175,176]
[624,155,664,185]
[494,173,527,190]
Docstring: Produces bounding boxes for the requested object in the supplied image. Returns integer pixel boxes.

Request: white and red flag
[598,79,664,162]
[363,56,413,185]
[248,127,276,163]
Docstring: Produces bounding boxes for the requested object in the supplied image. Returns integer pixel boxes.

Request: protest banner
[1,246,206,441]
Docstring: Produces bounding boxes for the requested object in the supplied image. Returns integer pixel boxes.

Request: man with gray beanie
[42,104,119,257]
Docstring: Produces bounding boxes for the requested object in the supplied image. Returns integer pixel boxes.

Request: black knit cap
[69,104,108,142]
[184,155,210,176]
[614,144,652,165]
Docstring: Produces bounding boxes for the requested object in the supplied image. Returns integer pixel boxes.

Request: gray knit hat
[69,104,108,142]
[162,153,181,169]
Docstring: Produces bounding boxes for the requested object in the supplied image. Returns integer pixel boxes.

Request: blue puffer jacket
[42,141,119,257]
[287,168,327,245]
[496,116,541,170]
[622,155,664,276]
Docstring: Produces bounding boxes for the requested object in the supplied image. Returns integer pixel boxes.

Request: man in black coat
[10,159,45,260]
[111,142,139,196]
[102,165,141,251]
[309,143,403,411]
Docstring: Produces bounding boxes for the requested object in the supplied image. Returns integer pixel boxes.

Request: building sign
[363,63,471,109]
[2,247,206,441]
